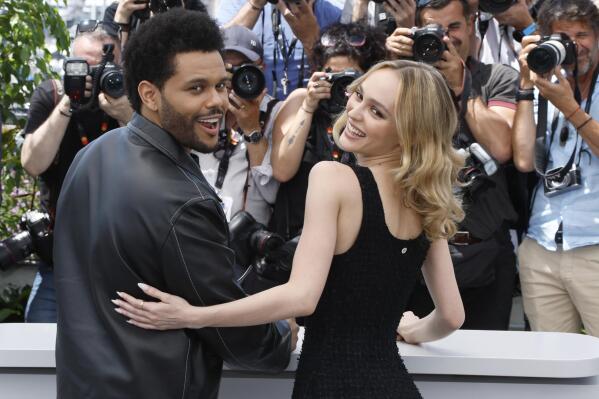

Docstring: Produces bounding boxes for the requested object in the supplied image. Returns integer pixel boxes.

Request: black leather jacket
[54,113,291,398]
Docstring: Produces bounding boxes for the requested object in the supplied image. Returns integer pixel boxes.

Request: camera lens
[413,25,446,63]
[232,64,266,100]
[527,40,565,74]
[100,69,125,98]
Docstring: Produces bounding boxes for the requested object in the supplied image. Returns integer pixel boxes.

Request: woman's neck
[356,152,401,169]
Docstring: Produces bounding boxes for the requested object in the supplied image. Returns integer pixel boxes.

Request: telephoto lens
[231,64,266,100]
[412,24,446,63]
[527,33,576,74]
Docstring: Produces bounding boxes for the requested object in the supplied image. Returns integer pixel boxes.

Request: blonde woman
[114,60,465,398]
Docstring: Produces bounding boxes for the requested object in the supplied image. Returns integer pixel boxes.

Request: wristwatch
[512,22,537,43]
[240,128,263,144]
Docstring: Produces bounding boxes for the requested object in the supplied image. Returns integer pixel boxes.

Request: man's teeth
[347,123,366,137]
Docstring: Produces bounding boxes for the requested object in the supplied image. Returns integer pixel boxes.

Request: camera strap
[534,64,599,179]
[271,7,299,97]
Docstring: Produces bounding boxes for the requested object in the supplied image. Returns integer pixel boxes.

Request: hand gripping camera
[0,210,53,270]
[319,69,362,115]
[63,44,124,110]
[412,24,446,63]
[527,33,576,74]
[229,64,266,100]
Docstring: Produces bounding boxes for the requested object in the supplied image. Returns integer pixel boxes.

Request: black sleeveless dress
[292,166,430,398]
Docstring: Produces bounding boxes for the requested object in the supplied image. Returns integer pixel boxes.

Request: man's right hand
[302,71,331,113]
[518,35,540,89]
[385,27,414,59]
[114,0,149,24]
[278,0,320,52]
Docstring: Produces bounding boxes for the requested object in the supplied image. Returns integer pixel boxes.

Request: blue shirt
[216,0,342,100]
[527,75,599,251]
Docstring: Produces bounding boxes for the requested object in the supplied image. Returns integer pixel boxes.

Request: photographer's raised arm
[21,93,72,177]
[222,0,268,29]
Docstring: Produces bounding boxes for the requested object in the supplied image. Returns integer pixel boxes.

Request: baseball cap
[222,25,263,62]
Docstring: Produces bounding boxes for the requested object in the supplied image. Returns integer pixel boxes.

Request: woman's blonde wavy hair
[332,60,465,240]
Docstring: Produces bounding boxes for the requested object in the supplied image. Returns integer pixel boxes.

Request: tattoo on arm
[287,119,306,145]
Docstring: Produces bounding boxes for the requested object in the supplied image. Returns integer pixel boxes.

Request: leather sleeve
[160,196,291,372]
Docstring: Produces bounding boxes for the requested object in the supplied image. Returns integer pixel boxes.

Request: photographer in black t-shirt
[20,25,132,322]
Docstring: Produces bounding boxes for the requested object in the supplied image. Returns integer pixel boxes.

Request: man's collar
[127,112,204,179]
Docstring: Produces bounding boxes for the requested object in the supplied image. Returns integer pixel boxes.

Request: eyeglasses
[321,32,366,48]
[75,20,120,40]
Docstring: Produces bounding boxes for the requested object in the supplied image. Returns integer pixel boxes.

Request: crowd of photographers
[2,0,597,337]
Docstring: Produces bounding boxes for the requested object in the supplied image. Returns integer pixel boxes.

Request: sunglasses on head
[321,32,366,48]
[76,20,107,36]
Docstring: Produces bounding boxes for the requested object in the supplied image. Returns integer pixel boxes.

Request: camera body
[230,64,266,100]
[63,44,124,108]
[527,33,576,74]
[228,211,298,294]
[412,24,446,63]
[478,0,516,14]
[457,143,498,184]
[0,211,53,270]
[319,69,362,114]
[543,164,582,197]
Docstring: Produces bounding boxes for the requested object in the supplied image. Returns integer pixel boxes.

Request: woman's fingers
[138,283,170,302]
[126,319,161,330]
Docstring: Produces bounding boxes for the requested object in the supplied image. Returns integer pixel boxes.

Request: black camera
[230,64,266,100]
[0,211,53,271]
[412,24,446,63]
[543,164,582,197]
[229,211,298,294]
[478,0,516,14]
[319,69,362,114]
[64,44,124,109]
[527,33,576,74]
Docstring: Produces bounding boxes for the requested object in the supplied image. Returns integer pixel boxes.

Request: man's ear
[138,80,160,112]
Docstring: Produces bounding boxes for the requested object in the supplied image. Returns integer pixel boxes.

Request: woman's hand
[396,311,420,344]
[303,71,331,113]
[113,283,199,330]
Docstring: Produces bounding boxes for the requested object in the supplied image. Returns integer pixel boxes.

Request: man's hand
[114,0,149,24]
[434,37,465,96]
[532,66,578,115]
[278,0,320,52]
[228,89,266,133]
[287,318,299,351]
[518,35,540,89]
[383,0,417,29]
[385,27,414,59]
[98,93,134,126]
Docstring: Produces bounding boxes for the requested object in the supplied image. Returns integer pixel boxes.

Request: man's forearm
[21,98,71,176]
[223,0,266,29]
[512,101,537,172]
[465,99,513,163]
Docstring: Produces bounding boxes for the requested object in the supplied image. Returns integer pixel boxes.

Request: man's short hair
[416,0,471,26]
[123,8,224,113]
[537,0,599,35]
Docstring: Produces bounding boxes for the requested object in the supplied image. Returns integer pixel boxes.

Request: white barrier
[2,323,599,398]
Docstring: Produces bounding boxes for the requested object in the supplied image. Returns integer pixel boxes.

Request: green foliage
[0,284,32,322]
[0,0,69,238]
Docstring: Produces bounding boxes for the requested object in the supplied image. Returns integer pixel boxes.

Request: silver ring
[314,82,320,88]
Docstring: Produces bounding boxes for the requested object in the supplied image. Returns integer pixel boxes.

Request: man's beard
[159,96,218,154]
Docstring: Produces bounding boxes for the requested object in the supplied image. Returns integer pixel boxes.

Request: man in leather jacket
[53,9,293,398]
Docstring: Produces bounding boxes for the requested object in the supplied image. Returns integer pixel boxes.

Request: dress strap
[352,166,386,235]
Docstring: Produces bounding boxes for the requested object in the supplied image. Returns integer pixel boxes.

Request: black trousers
[406,234,517,330]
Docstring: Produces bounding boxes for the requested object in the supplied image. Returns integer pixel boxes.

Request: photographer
[388,0,519,330]
[269,22,386,239]
[216,0,343,99]
[195,25,281,224]
[19,25,132,322]
[512,0,599,336]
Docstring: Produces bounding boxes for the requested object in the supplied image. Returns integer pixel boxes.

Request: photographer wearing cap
[19,23,132,323]
[388,0,520,330]
[195,25,281,224]
[268,22,386,239]
[512,0,599,336]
